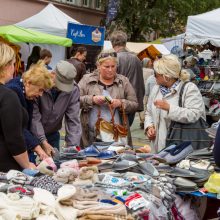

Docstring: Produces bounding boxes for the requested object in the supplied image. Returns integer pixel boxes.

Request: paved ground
[130,113,149,147]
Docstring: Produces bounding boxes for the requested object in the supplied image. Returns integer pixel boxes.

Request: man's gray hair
[110,31,127,47]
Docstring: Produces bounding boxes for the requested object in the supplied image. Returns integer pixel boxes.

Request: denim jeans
[46,131,60,151]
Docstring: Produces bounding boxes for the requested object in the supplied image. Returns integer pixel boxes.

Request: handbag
[95,103,128,144]
[166,82,212,150]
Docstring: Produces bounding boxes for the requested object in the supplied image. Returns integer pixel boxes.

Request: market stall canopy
[16,3,80,37]
[185,8,220,47]
[0,25,72,47]
[103,41,170,60]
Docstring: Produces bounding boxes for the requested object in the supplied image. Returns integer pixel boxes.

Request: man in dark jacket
[67,46,87,83]
[110,31,145,126]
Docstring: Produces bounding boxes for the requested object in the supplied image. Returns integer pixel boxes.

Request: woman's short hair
[40,49,52,59]
[153,54,190,81]
[96,50,118,65]
[22,61,54,89]
[0,43,15,73]
[110,31,127,47]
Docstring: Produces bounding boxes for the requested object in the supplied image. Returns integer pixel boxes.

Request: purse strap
[178,81,190,107]
[97,102,127,127]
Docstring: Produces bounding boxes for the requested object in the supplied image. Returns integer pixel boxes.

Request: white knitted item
[33,188,56,215]
[36,214,58,220]
[0,192,40,219]
[0,201,22,220]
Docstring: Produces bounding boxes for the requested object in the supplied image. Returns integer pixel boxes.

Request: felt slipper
[135,145,151,153]
[78,160,88,168]
[112,157,137,171]
[78,145,100,157]
[120,153,140,162]
[138,161,159,177]
[167,167,196,178]
[97,161,114,171]
[173,177,197,189]
[86,157,102,165]
[157,144,176,158]
[98,150,118,159]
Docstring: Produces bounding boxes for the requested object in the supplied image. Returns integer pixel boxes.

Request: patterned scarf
[160,80,180,97]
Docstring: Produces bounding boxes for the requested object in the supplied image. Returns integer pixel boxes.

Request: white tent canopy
[16,3,79,68]
[104,41,170,55]
[161,33,185,51]
[16,3,79,37]
[185,8,220,47]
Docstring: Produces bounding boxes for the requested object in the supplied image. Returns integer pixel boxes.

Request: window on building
[95,0,101,9]
[83,0,90,7]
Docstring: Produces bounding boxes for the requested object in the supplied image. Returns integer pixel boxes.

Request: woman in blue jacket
[6,61,54,161]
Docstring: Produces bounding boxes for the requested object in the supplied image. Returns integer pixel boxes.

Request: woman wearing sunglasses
[145,54,206,152]
[78,50,138,147]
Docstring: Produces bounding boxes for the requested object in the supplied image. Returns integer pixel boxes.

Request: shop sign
[67,22,105,46]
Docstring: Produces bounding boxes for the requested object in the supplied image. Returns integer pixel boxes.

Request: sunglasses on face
[98,52,117,60]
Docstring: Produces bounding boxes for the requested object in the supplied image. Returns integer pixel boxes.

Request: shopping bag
[166,82,212,150]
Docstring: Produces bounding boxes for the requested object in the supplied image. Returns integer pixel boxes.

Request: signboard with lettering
[67,22,105,46]
[106,0,120,25]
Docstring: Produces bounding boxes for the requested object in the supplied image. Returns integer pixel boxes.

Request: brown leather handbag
[95,104,128,144]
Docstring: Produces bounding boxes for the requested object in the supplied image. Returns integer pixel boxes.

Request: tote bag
[95,104,128,144]
[166,82,212,150]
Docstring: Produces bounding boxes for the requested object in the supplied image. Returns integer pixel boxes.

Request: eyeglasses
[98,52,117,60]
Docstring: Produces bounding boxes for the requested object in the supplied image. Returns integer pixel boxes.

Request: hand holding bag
[95,103,128,144]
[166,82,212,150]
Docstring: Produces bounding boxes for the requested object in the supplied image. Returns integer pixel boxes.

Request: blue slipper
[98,150,118,159]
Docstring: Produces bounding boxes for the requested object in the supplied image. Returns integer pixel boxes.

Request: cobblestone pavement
[130,113,149,147]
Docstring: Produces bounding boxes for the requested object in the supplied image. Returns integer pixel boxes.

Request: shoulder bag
[166,82,212,150]
[95,104,128,145]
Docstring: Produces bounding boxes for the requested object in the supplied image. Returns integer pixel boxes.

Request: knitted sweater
[0,84,27,172]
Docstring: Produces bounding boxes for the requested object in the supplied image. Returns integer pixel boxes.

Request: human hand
[154,99,170,111]
[34,145,49,160]
[28,162,36,169]
[42,141,55,157]
[110,99,122,109]
[146,126,156,140]
[92,95,105,105]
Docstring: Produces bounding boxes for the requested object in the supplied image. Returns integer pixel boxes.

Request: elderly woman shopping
[78,50,138,147]
[145,54,206,152]
[7,61,54,160]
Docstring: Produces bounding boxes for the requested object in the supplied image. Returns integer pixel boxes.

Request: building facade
[0,0,106,26]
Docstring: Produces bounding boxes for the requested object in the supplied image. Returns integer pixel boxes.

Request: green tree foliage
[105,0,220,41]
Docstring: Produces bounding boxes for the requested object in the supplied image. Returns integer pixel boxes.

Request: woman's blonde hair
[0,43,15,74]
[96,49,118,65]
[22,60,54,89]
[154,54,190,82]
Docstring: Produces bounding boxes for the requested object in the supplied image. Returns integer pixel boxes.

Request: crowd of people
[0,30,219,175]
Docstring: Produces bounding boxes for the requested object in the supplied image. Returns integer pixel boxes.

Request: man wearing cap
[31,60,82,156]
